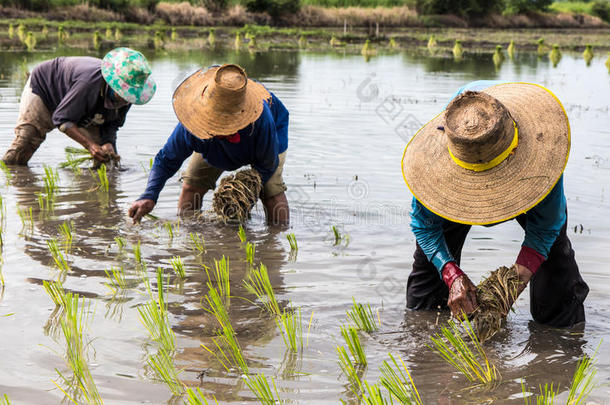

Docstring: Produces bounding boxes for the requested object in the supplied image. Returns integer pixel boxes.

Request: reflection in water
[0,48,608,404]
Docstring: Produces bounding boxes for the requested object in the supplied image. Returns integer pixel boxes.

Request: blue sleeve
[523,177,567,257]
[138,123,196,202]
[252,105,279,184]
[270,93,289,145]
[410,198,454,275]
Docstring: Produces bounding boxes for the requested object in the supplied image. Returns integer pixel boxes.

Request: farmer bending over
[2,47,156,165]
[128,64,290,225]
[402,81,588,328]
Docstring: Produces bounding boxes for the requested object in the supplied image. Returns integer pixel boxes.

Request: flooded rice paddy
[0,48,609,404]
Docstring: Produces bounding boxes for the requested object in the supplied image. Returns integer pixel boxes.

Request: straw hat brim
[401,82,570,225]
[172,67,271,139]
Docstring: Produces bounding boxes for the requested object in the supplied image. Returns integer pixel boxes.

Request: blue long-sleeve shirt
[139,92,289,203]
[410,81,567,275]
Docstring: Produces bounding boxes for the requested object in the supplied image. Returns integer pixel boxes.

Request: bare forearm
[64,126,94,149]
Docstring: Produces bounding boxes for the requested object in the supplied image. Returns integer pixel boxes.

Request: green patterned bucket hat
[101,47,156,105]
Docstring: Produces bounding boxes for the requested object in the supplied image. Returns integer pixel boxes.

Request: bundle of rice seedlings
[341,325,367,366]
[212,169,262,222]
[243,263,281,316]
[244,374,280,405]
[189,232,206,254]
[147,349,184,396]
[275,306,304,353]
[471,265,520,342]
[347,297,378,333]
[583,45,594,66]
[338,345,364,394]
[379,354,422,405]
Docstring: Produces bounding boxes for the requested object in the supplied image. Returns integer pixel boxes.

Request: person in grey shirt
[2,47,156,165]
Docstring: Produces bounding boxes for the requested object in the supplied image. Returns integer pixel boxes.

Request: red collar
[226,132,241,143]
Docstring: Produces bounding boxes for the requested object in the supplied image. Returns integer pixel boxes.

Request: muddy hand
[448,274,478,319]
[128,199,155,224]
[512,263,533,303]
[101,143,120,162]
[88,143,109,162]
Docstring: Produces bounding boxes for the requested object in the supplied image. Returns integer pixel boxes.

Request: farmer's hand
[128,199,155,224]
[514,263,533,297]
[101,143,120,161]
[88,142,109,162]
[443,262,478,319]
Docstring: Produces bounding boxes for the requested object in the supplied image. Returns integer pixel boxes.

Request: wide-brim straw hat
[173,64,270,139]
[401,82,570,225]
[101,47,156,105]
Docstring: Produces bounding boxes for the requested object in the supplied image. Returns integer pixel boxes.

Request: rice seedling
[133,240,142,265]
[163,221,179,239]
[170,256,186,279]
[105,26,112,39]
[147,348,185,396]
[606,53,610,73]
[16,206,34,232]
[549,44,562,68]
[298,35,306,48]
[522,381,559,405]
[360,381,392,405]
[96,164,109,192]
[287,233,298,252]
[429,317,499,385]
[201,284,248,373]
[189,232,206,254]
[208,28,216,47]
[59,147,92,173]
[244,374,281,405]
[361,39,376,57]
[537,37,546,56]
[507,40,516,59]
[341,325,367,366]
[0,161,12,181]
[330,35,339,46]
[427,34,437,53]
[57,25,68,45]
[452,39,463,61]
[55,293,103,404]
[0,394,9,404]
[153,30,165,50]
[104,266,128,294]
[347,298,378,333]
[243,263,281,316]
[43,279,68,307]
[248,35,257,49]
[583,44,594,66]
[114,236,125,251]
[205,256,230,305]
[275,306,304,353]
[0,267,4,288]
[114,27,122,41]
[138,268,175,353]
[58,221,74,251]
[185,387,218,405]
[245,242,255,266]
[170,27,177,41]
[8,24,14,39]
[493,45,504,69]
[24,31,36,51]
[566,351,598,405]
[234,32,242,50]
[379,354,422,405]
[331,225,349,246]
[43,165,59,196]
[337,345,363,393]
[47,239,71,272]
[93,30,101,50]
[238,224,247,243]
[17,23,26,43]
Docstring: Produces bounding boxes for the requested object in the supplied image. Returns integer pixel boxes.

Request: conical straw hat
[173,64,270,139]
[402,82,570,225]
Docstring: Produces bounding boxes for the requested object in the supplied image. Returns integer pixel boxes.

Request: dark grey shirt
[30,56,131,147]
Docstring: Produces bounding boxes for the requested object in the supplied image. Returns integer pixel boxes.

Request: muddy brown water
[0,48,609,404]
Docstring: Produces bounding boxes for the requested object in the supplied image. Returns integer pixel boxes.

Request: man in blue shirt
[402,81,588,328]
[128,64,290,224]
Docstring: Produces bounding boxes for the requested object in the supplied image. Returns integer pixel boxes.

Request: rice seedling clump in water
[212,169,262,222]
[472,265,520,342]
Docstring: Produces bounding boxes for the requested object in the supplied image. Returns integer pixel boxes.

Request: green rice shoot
[43,279,68,307]
[337,345,363,394]
[429,317,499,385]
[185,387,218,405]
[0,161,12,181]
[0,394,9,405]
[137,268,176,353]
[169,256,186,279]
[58,221,74,252]
[347,297,378,333]
[522,381,559,405]
[566,351,598,405]
[332,225,341,245]
[104,266,128,295]
[201,284,248,373]
[204,256,230,305]
[16,207,34,231]
[287,233,298,251]
[340,325,367,366]
[238,224,247,243]
[379,353,422,405]
[244,374,281,405]
[95,164,109,192]
[360,381,392,405]
[147,349,185,396]
[47,239,71,272]
[245,242,255,266]
[163,221,178,239]
[133,240,142,265]
[114,236,126,251]
[243,263,281,316]
[189,232,206,254]
[275,305,304,353]
[43,165,59,196]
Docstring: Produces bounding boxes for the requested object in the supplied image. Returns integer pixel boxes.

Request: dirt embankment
[0,2,608,29]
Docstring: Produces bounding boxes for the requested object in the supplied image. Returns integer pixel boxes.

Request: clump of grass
[153,30,165,50]
[429,317,499,385]
[201,284,248,373]
[388,37,397,49]
[24,31,36,51]
[234,32,242,50]
[105,26,112,39]
[244,374,281,405]
[238,224,247,243]
[566,352,598,405]
[169,256,186,279]
[55,293,103,404]
[347,298,378,333]
[47,239,71,272]
[507,39,516,59]
[8,23,14,39]
[205,256,230,305]
[43,165,59,195]
[583,44,594,66]
[170,27,177,41]
[16,206,34,232]
[104,266,127,294]
[57,25,68,45]
[379,354,422,404]
[493,44,504,68]
[138,268,175,353]
[208,28,216,46]
[243,263,281,316]
[185,387,218,404]
[114,236,125,251]
[133,240,142,265]
[427,34,437,53]
[452,39,463,61]
[245,242,255,266]
[189,232,206,255]
[549,44,562,67]
[275,306,304,353]
[361,39,376,57]
[96,164,109,192]
[360,381,392,405]
[114,27,122,41]
[248,35,257,48]
[537,37,545,56]
[298,35,306,48]
[341,325,367,366]
[147,348,184,396]
[43,279,68,307]
[337,345,363,393]
[17,23,26,43]
[92,30,101,50]
[58,221,74,252]
[522,381,559,405]
[163,221,179,239]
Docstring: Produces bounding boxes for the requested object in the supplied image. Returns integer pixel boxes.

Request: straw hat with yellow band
[401,82,570,225]
[172,64,271,139]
